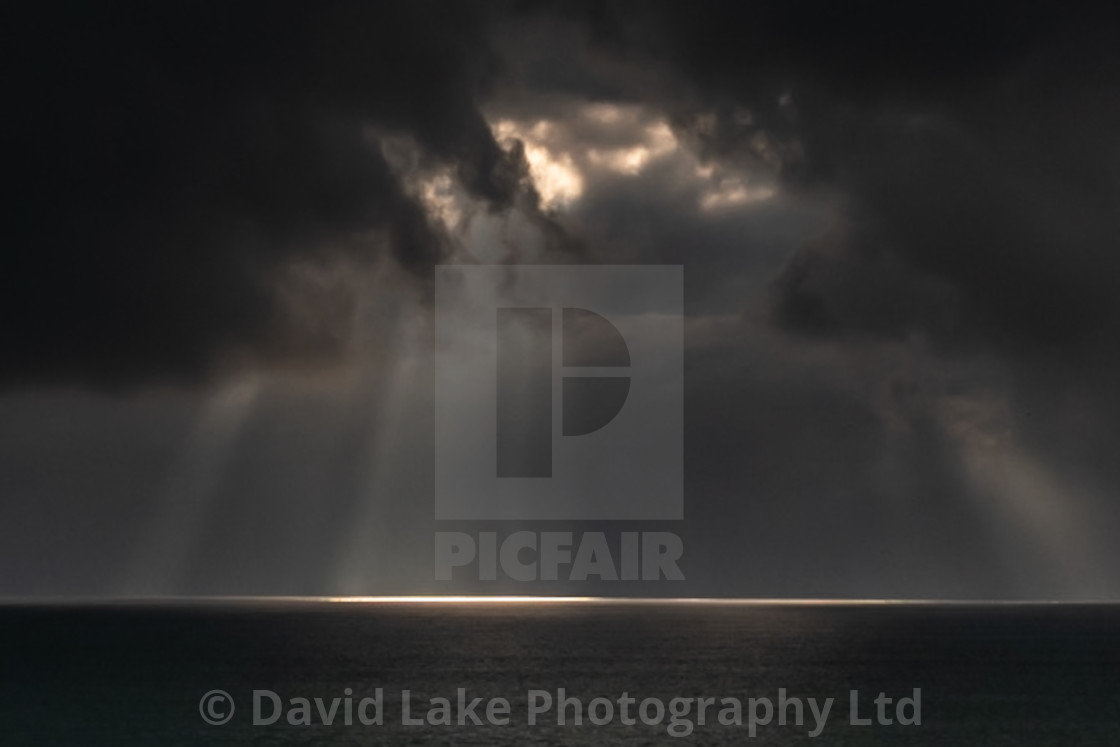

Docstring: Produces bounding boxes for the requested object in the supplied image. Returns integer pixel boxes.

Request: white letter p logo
[435,265,682,520]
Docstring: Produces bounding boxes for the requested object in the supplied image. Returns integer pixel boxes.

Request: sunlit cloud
[698,176,777,211]
[522,141,584,208]
[493,119,584,208]
[489,100,777,214]
[418,172,464,230]
[586,121,677,175]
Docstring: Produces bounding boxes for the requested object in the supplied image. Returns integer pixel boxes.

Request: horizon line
[2,595,1119,606]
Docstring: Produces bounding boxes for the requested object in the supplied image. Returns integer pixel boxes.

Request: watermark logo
[199,689,235,726]
[434,265,683,520]
[198,685,923,738]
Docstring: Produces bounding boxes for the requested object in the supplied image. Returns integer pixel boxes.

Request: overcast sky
[4,1,1120,598]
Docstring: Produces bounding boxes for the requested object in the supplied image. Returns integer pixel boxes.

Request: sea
[1,600,1118,745]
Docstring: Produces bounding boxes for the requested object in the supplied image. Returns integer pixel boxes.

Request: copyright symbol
[199,689,235,726]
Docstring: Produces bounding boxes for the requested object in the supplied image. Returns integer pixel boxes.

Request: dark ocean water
[1,601,1118,745]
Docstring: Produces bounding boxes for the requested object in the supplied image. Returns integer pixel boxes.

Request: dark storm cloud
[15,0,1114,390]
[604,0,1120,539]
[5,0,1120,599]
[5,1,532,388]
[490,0,1120,596]
[601,0,1120,357]
[768,85,1120,357]
[500,1,1119,356]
